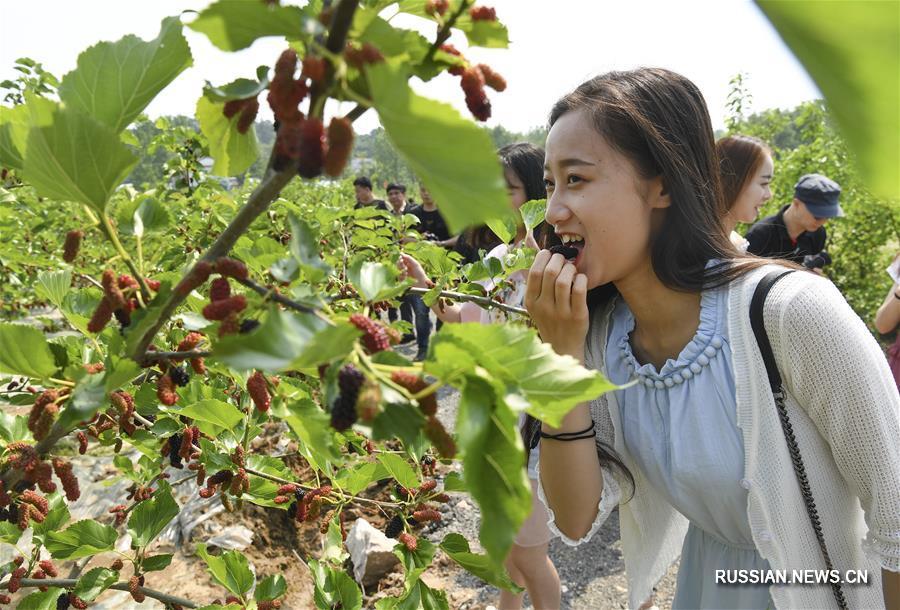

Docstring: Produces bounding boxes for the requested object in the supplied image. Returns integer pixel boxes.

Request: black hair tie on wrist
[540,421,595,441]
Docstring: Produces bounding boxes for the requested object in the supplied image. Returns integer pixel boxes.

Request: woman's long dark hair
[717,134,771,211]
[547,68,774,494]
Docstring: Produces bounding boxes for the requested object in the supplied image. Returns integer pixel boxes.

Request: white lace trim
[535,465,621,547]
[862,531,900,573]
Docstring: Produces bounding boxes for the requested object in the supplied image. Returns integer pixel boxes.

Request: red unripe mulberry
[39,559,58,577]
[398,532,418,551]
[302,56,327,83]
[178,331,204,352]
[426,0,449,16]
[175,261,213,297]
[214,257,249,280]
[101,269,127,309]
[247,371,271,412]
[349,313,390,353]
[156,374,178,406]
[324,117,354,177]
[88,297,114,333]
[63,230,83,263]
[223,99,243,119]
[210,277,231,302]
[76,431,88,454]
[469,5,497,20]
[425,416,456,458]
[297,118,325,179]
[461,66,491,122]
[202,295,247,321]
[52,457,80,501]
[477,63,506,92]
[237,99,259,134]
[413,508,441,523]
[190,357,207,375]
[129,575,146,603]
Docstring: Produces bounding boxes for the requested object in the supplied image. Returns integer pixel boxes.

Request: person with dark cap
[352,176,386,209]
[745,173,842,271]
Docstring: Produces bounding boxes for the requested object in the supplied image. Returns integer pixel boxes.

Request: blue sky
[0,0,821,134]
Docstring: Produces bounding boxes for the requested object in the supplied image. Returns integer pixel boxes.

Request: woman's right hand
[525,250,589,362]
[399,253,432,290]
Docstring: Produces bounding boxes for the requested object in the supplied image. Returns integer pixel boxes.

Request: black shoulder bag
[750,270,848,609]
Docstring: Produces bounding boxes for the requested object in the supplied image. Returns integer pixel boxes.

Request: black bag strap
[750,270,848,609]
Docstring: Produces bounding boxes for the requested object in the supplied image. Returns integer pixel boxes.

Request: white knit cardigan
[537,265,900,609]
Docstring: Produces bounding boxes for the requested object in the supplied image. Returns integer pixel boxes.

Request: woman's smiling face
[543,109,669,290]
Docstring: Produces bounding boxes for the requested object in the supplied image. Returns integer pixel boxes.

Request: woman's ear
[648,175,672,209]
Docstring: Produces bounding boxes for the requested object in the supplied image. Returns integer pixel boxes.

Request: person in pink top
[402,143,562,610]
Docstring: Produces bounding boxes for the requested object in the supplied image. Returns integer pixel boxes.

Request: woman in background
[716,135,773,252]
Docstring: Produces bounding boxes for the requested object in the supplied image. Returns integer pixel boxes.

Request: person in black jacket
[745,173,842,271]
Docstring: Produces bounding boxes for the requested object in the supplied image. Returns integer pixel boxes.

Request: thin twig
[235,277,330,323]
[1,578,197,608]
[141,350,211,362]
[407,286,528,316]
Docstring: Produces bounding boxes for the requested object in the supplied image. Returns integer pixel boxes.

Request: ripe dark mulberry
[240,319,261,334]
[330,394,357,432]
[63,230,83,263]
[324,117,353,177]
[210,277,231,302]
[385,514,404,538]
[349,313,390,353]
[169,366,190,387]
[248,371,271,412]
[214,257,249,281]
[202,295,247,321]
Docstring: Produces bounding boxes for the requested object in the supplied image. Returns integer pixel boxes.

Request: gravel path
[397,335,680,610]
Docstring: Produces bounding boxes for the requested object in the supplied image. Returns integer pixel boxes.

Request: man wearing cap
[746,173,843,270]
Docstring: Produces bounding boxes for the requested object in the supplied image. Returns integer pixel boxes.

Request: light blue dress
[606,286,775,610]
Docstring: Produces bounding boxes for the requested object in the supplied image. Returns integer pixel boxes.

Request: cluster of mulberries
[199,469,234,499]
[424,416,457,458]
[469,5,497,20]
[331,364,364,431]
[156,374,178,406]
[436,43,506,122]
[28,388,61,441]
[390,371,438,416]
[223,97,260,134]
[4,442,56,494]
[229,468,250,497]
[247,371,272,412]
[349,313,390,353]
[425,0,449,16]
[51,457,80,502]
[6,559,25,593]
[126,483,154,502]
[87,270,161,332]
[290,485,331,522]
[63,229,83,263]
[109,503,127,526]
[17,490,49,530]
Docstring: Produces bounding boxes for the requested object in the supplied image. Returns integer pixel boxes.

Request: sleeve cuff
[862,531,900,573]
[535,465,621,547]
